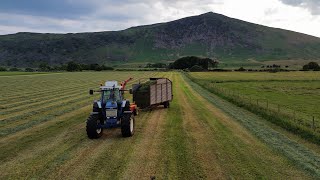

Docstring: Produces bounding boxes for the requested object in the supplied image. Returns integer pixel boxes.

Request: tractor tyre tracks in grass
[121,108,167,179]
[123,72,311,179]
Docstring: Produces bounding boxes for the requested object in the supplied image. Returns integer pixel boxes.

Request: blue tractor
[86,79,137,139]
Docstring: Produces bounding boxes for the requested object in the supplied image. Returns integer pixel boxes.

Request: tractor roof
[100,80,120,90]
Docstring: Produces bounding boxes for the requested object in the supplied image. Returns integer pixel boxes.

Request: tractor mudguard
[93,101,101,112]
[96,101,102,108]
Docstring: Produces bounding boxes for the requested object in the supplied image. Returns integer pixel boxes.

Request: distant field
[217,59,320,70]
[190,71,320,81]
[188,71,320,136]
[0,71,58,76]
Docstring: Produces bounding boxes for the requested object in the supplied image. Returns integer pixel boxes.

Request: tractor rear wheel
[121,113,135,137]
[86,114,103,139]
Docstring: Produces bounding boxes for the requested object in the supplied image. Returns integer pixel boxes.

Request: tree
[303,62,320,71]
[39,63,51,71]
[171,56,216,70]
[100,65,114,70]
[89,63,100,71]
[67,61,80,72]
[0,67,7,71]
[189,65,204,72]
[25,68,34,72]
[9,67,20,71]
[237,67,246,71]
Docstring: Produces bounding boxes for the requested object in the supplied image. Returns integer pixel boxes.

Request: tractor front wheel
[121,113,135,137]
[86,114,103,139]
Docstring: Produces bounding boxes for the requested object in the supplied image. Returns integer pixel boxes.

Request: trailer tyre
[164,101,170,108]
[86,114,103,139]
[121,113,135,137]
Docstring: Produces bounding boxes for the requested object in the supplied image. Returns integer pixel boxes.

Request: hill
[1,12,320,67]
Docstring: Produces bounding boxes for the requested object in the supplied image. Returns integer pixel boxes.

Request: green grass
[190,71,320,81]
[189,72,320,117]
[188,71,320,144]
[183,73,320,177]
[0,71,57,76]
[214,81,320,118]
[0,71,318,179]
[159,74,204,179]
[189,72,320,116]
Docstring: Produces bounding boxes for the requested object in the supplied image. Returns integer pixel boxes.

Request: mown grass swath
[0,71,319,179]
[182,73,320,177]
[0,73,156,149]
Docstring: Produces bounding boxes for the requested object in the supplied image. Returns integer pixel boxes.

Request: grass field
[189,72,320,117]
[0,71,319,179]
[188,71,320,142]
[0,71,58,76]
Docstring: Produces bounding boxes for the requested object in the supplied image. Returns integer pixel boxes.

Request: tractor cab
[100,81,122,108]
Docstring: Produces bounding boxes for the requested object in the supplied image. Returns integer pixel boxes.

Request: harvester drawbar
[86,78,137,139]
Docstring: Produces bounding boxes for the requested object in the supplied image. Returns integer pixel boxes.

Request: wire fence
[207,82,319,134]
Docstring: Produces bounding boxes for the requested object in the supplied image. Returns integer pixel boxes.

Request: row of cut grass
[183,73,320,177]
[156,72,204,179]
[0,96,90,136]
[0,72,158,137]
[187,72,320,144]
[0,71,149,100]
[179,73,311,179]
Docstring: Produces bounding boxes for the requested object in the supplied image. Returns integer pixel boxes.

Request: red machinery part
[120,77,133,90]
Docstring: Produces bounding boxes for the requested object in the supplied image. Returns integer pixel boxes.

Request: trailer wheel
[121,113,135,137]
[164,101,170,108]
[133,109,138,116]
[86,114,103,139]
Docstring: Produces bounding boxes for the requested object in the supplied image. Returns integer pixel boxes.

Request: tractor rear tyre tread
[86,114,103,139]
[121,113,135,137]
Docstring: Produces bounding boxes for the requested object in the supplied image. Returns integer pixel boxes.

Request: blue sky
[0,0,319,37]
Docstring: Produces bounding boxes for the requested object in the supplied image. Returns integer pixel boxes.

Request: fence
[206,82,319,134]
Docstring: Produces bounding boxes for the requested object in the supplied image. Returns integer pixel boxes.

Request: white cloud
[0,0,319,37]
[279,0,320,15]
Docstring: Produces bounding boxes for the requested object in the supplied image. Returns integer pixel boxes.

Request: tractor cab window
[103,88,121,102]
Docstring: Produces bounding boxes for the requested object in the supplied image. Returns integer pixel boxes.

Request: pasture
[0,71,319,179]
[188,71,320,142]
[189,71,320,117]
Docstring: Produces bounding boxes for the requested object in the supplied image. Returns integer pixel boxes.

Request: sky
[0,0,319,37]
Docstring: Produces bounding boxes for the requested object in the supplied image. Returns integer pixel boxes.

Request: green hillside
[1,12,320,67]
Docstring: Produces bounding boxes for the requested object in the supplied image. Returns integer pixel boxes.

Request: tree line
[169,56,219,71]
[0,62,114,72]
